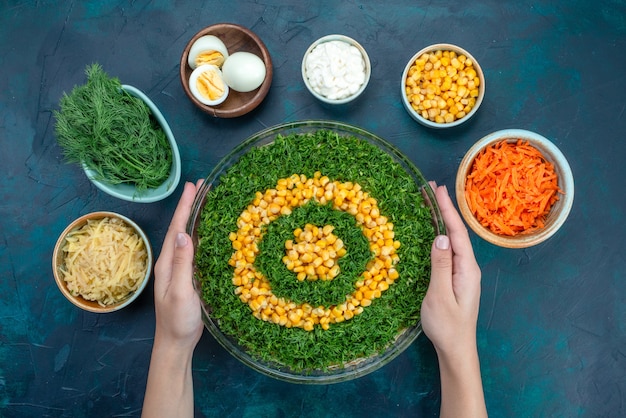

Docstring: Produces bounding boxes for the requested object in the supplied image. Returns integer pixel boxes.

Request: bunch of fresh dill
[54,63,172,192]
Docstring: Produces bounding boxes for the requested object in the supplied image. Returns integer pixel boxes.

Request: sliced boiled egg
[188,64,229,106]
[187,35,229,69]
[222,51,266,92]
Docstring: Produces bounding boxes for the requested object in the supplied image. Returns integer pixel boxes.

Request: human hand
[143,181,204,418]
[420,182,487,418]
[152,180,204,352]
[421,182,481,359]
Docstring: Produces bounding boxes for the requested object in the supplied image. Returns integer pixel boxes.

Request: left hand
[152,180,204,351]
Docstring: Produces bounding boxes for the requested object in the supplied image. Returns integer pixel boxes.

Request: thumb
[429,235,453,293]
[171,232,194,288]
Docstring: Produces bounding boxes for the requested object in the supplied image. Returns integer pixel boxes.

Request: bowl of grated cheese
[52,212,153,313]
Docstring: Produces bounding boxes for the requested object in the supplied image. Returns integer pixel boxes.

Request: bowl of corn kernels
[401,43,485,128]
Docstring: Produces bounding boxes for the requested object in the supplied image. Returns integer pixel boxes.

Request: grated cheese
[60,217,148,306]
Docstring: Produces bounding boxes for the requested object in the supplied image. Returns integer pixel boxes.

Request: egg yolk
[196,69,225,101]
[195,50,225,68]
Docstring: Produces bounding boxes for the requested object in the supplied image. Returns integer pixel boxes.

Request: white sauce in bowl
[304,40,366,101]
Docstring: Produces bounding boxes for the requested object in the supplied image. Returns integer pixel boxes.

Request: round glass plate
[187,120,444,384]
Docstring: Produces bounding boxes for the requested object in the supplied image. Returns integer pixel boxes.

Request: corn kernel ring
[229,172,401,331]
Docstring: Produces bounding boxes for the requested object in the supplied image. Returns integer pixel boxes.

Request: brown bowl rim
[455,129,575,248]
[179,23,273,118]
[52,211,153,313]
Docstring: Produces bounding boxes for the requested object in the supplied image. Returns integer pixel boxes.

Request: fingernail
[175,232,188,248]
[435,235,450,250]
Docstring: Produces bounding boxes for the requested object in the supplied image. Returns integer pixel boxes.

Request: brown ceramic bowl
[180,23,273,118]
[455,129,574,248]
[52,212,153,313]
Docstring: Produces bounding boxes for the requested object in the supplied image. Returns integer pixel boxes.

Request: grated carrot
[465,139,564,236]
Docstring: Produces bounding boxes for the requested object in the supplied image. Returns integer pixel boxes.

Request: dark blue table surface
[1,1,625,417]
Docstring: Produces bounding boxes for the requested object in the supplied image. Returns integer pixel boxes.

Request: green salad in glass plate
[187,120,444,384]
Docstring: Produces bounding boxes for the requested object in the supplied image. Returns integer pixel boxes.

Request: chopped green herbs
[195,130,435,372]
[54,63,172,191]
[256,202,372,307]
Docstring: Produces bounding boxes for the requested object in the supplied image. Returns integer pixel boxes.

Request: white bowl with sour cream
[302,34,371,105]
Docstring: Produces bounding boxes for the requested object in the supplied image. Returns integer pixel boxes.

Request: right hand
[421,182,482,358]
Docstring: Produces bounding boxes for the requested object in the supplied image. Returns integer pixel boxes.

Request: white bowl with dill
[55,64,181,203]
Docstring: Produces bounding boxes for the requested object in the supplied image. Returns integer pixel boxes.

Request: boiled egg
[188,64,229,106]
[187,35,229,69]
[222,51,266,92]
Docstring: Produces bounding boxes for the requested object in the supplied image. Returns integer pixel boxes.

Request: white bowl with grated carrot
[456,129,574,248]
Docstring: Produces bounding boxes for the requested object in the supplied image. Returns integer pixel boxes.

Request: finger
[434,185,481,306]
[428,235,454,295]
[169,182,198,236]
[434,185,475,260]
[169,232,195,291]
[154,182,198,286]
[162,182,197,252]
